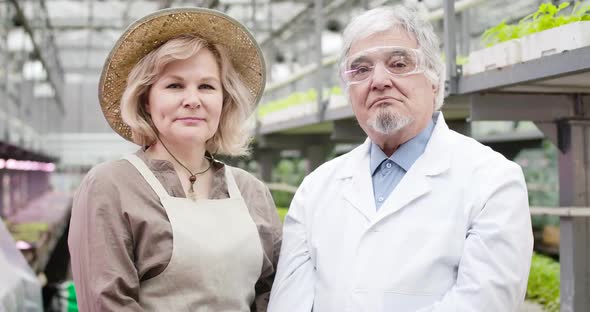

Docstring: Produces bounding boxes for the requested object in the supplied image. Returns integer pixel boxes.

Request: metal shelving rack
[8,0,65,112]
[255,0,485,136]
[456,45,590,94]
[443,0,590,310]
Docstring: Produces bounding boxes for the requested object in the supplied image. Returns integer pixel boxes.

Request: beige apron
[124,155,263,311]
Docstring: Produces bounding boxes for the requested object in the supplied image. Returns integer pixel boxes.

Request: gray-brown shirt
[68,150,282,312]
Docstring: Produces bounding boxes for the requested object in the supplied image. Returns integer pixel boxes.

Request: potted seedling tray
[521,20,590,61]
[464,2,590,75]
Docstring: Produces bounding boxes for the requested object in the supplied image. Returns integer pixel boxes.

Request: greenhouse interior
[0,0,589,311]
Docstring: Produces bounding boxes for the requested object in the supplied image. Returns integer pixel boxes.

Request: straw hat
[98,7,266,142]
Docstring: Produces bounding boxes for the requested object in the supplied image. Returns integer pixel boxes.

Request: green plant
[519,2,572,35]
[269,158,305,208]
[440,53,470,65]
[516,140,559,229]
[271,190,294,209]
[570,2,590,21]
[526,253,560,312]
[481,2,590,47]
[273,158,305,186]
[276,207,288,222]
[330,86,342,96]
[7,222,50,242]
[258,86,344,119]
[482,20,523,47]
[455,55,469,65]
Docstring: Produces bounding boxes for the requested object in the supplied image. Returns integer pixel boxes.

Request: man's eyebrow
[387,49,411,57]
[349,55,371,66]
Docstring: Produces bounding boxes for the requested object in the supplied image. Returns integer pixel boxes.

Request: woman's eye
[166,83,182,89]
[200,84,215,90]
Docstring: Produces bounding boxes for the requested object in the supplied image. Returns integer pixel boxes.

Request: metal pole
[257,149,275,183]
[305,145,326,174]
[314,0,324,119]
[0,0,8,102]
[0,171,3,218]
[443,0,458,96]
[266,0,273,82]
[460,10,470,56]
[251,0,257,33]
[558,117,590,312]
[9,0,65,112]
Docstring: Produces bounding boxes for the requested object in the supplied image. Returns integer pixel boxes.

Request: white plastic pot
[260,101,319,125]
[464,39,522,75]
[303,102,318,115]
[521,21,590,62]
[327,94,347,110]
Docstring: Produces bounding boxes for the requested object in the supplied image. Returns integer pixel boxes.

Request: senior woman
[68,8,282,312]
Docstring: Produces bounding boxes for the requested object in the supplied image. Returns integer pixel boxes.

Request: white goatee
[368,106,414,135]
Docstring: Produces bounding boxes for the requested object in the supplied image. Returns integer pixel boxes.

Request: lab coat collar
[338,112,452,222]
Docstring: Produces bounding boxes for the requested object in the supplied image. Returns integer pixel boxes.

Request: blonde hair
[120,34,253,156]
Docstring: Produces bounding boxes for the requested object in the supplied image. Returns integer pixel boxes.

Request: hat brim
[98,7,266,143]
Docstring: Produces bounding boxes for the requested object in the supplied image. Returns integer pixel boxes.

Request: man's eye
[350,65,372,75]
[391,62,408,68]
[356,67,371,73]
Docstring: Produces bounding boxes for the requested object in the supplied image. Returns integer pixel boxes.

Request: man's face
[346,28,437,141]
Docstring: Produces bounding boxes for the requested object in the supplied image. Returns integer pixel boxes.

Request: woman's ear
[144,100,151,115]
[140,99,152,123]
[141,90,151,115]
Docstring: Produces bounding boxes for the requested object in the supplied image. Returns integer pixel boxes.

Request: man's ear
[432,82,439,106]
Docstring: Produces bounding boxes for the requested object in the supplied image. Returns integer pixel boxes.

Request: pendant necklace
[156,135,211,201]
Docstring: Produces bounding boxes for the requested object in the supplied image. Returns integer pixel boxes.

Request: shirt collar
[370,116,436,175]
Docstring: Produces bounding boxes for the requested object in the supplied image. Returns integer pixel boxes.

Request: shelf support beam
[470,91,590,311]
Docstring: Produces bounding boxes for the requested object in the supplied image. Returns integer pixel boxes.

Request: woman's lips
[175,117,205,123]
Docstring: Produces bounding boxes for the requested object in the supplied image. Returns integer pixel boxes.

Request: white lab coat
[268,113,533,312]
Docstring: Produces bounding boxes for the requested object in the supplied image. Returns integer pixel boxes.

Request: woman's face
[146,48,223,147]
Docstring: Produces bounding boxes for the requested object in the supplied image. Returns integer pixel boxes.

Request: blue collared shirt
[370,118,436,210]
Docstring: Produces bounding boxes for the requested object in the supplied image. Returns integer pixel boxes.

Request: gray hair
[339,5,445,110]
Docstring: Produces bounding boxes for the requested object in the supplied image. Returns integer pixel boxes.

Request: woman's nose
[182,89,201,108]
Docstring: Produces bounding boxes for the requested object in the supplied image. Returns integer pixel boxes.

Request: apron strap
[123,154,170,200]
[224,166,242,199]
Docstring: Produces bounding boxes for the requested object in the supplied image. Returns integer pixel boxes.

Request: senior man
[268,5,533,312]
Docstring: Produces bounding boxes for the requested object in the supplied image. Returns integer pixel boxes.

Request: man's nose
[370,63,393,91]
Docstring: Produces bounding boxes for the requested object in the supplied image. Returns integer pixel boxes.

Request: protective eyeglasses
[342,46,425,85]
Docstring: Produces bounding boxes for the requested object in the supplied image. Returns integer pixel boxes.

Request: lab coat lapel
[340,139,377,222]
[372,114,452,226]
